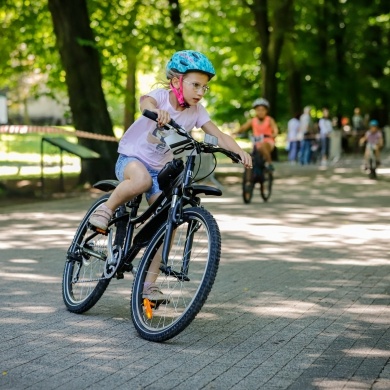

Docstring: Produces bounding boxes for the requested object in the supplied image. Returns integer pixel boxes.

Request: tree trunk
[123,0,184,130]
[122,0,142,131]
[249,0,294,117]
[124,47,137,130]
[285,41,302,117]
[168,0,185,49]
[48,0,117,183]
[331,0,346,118]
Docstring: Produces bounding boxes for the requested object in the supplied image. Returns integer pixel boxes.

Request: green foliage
[0,0,389,129]
[289,0,390,119]
[0,0,66,115]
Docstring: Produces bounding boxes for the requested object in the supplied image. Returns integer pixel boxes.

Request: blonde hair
[152,69,184,90]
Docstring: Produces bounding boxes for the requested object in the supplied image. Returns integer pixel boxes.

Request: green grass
[1,133,81,180]
[0,131,288,182]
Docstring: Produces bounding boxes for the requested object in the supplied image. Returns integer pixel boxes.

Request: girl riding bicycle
[359,119,383,170]
[236,98,278,171]
[88,50,252,300]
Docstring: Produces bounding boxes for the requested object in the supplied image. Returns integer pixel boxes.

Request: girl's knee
[138,175,153,192]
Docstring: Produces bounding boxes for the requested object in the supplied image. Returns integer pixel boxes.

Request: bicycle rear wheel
[260,170,273,201]
[369,157,377,179]
[62,195,126,313]
[242,167,254,204]
[130,207,221,342]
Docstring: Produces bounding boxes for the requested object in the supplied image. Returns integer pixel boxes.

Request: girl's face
[172,72,210,106]
[254,105,268,119]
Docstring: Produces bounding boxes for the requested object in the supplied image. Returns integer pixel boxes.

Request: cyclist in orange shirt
[236,98,279,171]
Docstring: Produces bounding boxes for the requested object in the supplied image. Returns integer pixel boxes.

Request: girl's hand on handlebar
[239,151,252,168]
[153,109,171,127]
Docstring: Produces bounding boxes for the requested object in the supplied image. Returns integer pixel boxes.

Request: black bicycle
[242,137,273,203]
[62,110,241,342]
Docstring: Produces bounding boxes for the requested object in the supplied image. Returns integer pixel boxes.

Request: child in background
[236,98,278,171]
[359,119,383,169]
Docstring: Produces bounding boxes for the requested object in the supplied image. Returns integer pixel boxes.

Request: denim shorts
[115,154,161,201]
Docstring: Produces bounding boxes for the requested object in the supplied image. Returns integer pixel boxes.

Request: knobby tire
[260,170,273,202]
[130,207,221,342]
[62,194,126,313]
[242,167,254,204]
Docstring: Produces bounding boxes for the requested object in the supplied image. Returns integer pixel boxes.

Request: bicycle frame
[67,107,240,285]
[62,109,243,340]
[87,153,223,280]
[242,143,273,204]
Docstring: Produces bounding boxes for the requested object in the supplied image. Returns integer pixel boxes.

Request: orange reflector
[143,298,154,319]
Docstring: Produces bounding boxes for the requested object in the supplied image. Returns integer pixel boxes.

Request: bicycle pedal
[142,297,167,310]
[115,271,124,280]
[152,300,165,309]
[90,224,108,235]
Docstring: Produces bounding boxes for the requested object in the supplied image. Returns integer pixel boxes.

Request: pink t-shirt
[365,130,382,145]
[118,88,210,170]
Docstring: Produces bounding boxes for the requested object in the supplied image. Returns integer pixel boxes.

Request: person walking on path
[287,112,301,164]
[318,107,333,166]
[298,106,314,165]
[352,107,365,134]
[352,107,365,153]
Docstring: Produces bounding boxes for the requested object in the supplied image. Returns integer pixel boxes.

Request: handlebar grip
[142,109,158,121]
[229,151,242,164]
[142,109,181,129]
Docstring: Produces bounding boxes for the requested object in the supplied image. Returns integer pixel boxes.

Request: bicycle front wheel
[369,157,377,179]
[242,167,254,204]
[62,195,125,313]
[131,207,221,342]
[260,170,273,201]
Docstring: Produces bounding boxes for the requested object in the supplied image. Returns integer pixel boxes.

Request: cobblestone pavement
[0,160,390,390]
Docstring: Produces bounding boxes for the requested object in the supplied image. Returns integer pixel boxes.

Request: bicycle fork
[159,189,192,282]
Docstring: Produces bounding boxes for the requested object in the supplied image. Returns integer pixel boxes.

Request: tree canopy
[1,0,389,178]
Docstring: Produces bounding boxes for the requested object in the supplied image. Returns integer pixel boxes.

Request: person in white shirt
[287,112,300,164]
[299,106,314,165]
[318,108,333,166]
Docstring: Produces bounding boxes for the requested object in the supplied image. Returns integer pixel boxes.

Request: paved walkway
[0,159,390,389]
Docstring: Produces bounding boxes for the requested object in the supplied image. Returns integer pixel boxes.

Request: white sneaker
[143,284,170,304]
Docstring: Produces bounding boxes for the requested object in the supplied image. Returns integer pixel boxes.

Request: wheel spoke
[62,195,126,313]
[131,208,220,342]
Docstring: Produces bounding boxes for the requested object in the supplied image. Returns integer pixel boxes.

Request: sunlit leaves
[0,0,64,117]
[0,0,389,126]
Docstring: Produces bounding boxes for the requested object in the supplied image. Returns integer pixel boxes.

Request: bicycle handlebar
[142,109,241,164]
[142,109,182,131]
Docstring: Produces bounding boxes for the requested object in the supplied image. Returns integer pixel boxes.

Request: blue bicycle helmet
[369,119,379,127]
[166,50,216,79]
[252,98,270,109]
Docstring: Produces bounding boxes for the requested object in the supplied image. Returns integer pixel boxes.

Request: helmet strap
[170,76,190,108]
